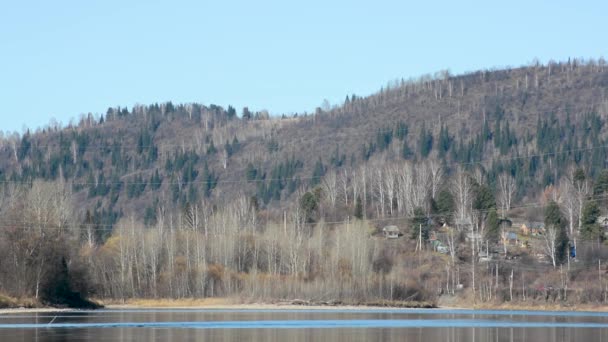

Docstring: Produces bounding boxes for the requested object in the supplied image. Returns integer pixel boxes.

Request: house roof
[382,225,399,232]
[455,218,472,226]
[507,232,518,240]
[527,222,545,228]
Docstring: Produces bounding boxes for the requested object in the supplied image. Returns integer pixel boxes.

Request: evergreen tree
[435,189,454,224]
[594,169,608,195]
[300,191,318,223]
[267,138,279,153]
[580,201,601,241]
[224,140,234,157]
[401,139,413,159]
[354,195,364,219]
[227,105,237,119]
[395,122,408,140]
[207,141,217,155]
[483,119,492,141]
[493,119,501,148]
[410,207,429,243]
[438,125,451,158]
[486,208,500,243]
[231,136,240,153]
[545,200,569,264]
[311,158,325,186]
[419,123,433,158]
[242,107,252,120]
[201,163,217,197]
[245,163,258,181]
[473,184,495,211]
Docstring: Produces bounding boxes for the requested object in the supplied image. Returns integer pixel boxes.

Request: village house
[598,216,608,237]
[504,232,519,246]
[520,221,545,236]
[382,225,401,239]
[465,232,483,243]
[454,217,473,231]
[429,237,449,254]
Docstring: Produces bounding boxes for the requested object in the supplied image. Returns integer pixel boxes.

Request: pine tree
[300,191,318,223]
[354,195,364,219]
[402,139,413,159]
[311,158,325,186]
[242,107,252,120]
[436,189,454,224]
[410,207,429,243]
[545,200,569,264]
[493,119,501,148]
[486,208,500,243]
[580,201,601,241]
[594,169,608,195]
[419,123,433,158]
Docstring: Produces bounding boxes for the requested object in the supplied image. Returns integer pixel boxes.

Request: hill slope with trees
[2,58,608,307]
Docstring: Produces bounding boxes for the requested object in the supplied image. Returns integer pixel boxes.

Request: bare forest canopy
[2,58,608,307]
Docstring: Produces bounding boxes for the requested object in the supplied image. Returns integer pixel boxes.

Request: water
[2,308,608,341]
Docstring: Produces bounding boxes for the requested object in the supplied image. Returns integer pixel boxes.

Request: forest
[1,58,608,308]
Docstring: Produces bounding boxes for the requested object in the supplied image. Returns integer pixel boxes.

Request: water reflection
[1,309,607,342]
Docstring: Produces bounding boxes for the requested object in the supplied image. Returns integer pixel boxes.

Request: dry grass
[470,302,608,312]
[0,293,39,309]
[97,297,437,310]
[98,297,239,308]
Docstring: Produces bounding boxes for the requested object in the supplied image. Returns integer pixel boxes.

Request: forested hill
[1,59,608,233]
[4,58,608,307]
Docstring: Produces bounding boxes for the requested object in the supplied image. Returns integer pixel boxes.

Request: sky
[1,0,607,133]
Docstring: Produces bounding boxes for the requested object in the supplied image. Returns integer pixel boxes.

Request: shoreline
[2,299,608,314]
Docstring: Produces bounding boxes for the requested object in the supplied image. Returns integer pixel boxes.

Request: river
[1,308,608,341]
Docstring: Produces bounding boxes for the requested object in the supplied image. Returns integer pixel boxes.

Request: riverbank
[84,297,608,312]
[100,297,437,310]
[3,296,608,314]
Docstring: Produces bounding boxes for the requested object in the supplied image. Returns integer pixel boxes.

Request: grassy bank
[439,294,608,312]
[469,302,608,312]
[0,294,39,309]
[0,292,101,310]
[98,297,436,309]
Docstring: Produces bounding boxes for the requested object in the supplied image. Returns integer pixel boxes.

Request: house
[478,250,496,262]
[455,217,473,231]
[465,232,482,243]
[499,218,513,228]
[505,232,519,246]
[598,216,608,237]
[521,221,545,236]
[430,239,449,254]
[597,216,608,229]
[382,225,401,239]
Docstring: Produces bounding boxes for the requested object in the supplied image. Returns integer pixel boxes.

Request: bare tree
[497,173,516,217]
[339,169,350,207]
[451,168,473,225]
[428,160,444,199]
[373,166,386,217]
[322,170,339,210]
[384,165,397,216]
[560,179,577,235]
[542,224,559,268]
[572,169,590,233]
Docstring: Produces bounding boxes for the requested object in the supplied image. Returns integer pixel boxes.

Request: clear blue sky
[1,0,607,133]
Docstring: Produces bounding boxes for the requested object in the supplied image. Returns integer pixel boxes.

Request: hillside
[2,58,608,307]
[2,59,608,224]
